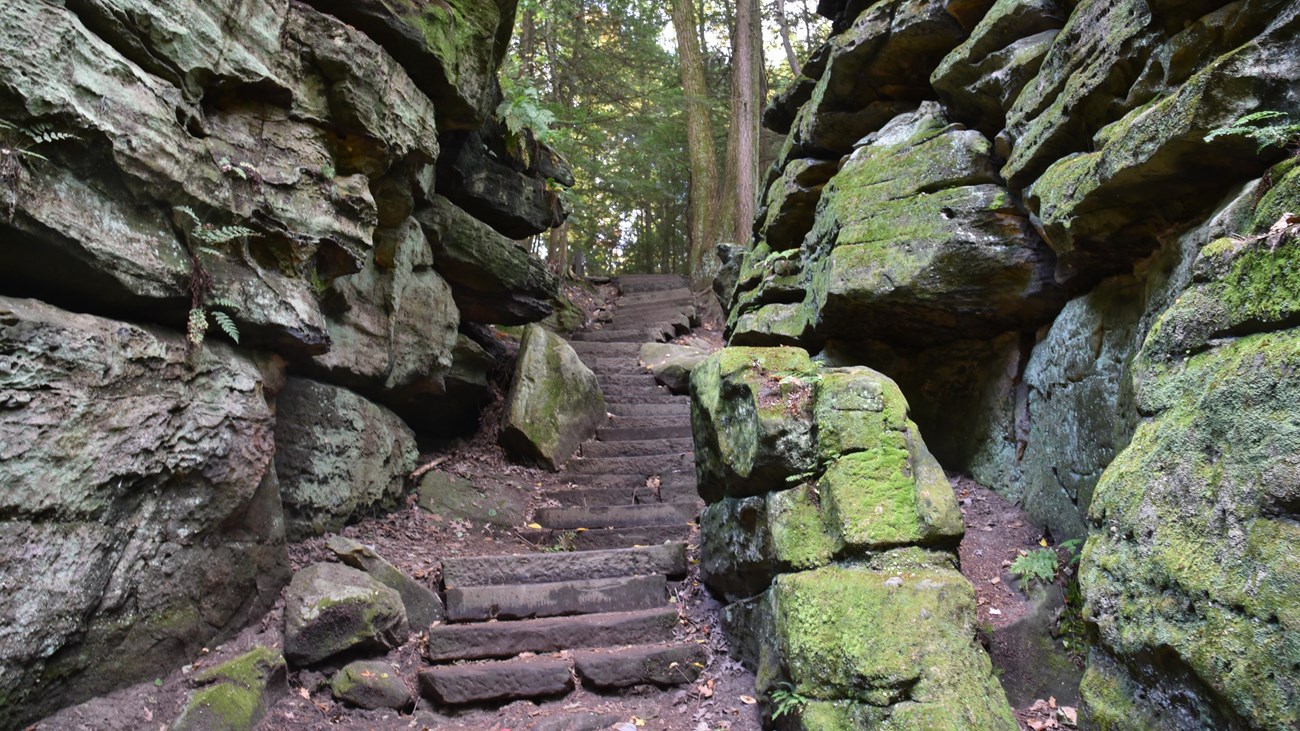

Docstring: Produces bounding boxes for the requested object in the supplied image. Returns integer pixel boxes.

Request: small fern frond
[211,310,240,344]
[208,297,239,311]
[16,149,49,162]
[195,225,258,245]
[187,307,209,346]
[197,246,224,258]
[24,124,78,145]
[175,205,201,226]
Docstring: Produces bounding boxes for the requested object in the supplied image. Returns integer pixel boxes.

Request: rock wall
[0,0,570,725]
[720,0,1300,726]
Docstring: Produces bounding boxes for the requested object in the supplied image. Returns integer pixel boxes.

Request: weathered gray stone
[755,158,840,252]
[274,378,418,540]
[326,536,444,632]
[283,563,408,667]
[639,342,712,394]
[0,296,288,729]
[418,196,561,324]
[416,470,528,528]
[500,324,606,470]
[174,647,287,731]
[330,660,412,711]
[419,658,574,705]
[572,644,707,689]
[437,128,570,239]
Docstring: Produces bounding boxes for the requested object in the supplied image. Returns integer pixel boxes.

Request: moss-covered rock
[640,342,713,394]
[330,659,412,710]
[174,646,286,731]
[500,324,606,470]
[771,563,1016,728]
[690,347,819,501]
[819,444,963,552]
[326,536,444,632]
[283,563,408,667]
[805,104,1063,346]
[1081,329,1300,729]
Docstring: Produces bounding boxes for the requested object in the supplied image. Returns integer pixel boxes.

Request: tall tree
[669,0,722,286]
[774,0,802,75]
[731,0,762,248]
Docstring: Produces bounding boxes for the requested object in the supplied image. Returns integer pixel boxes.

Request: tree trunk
[669,0,721,288]
[732,0,762,248]
[775,0,802,75]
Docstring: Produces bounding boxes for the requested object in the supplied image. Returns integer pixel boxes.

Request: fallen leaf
[297,687,310,700]
[526,522,542,529]
[739,695,757,705]
[989,577,1000,584]
[1059,706,1078,726]
[1040,538,1049,547]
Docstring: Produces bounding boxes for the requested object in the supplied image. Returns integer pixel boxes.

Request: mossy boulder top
[283,563,409,667]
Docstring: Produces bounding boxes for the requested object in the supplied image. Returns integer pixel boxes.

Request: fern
[760,248,800,267]
[1205,110,1300,152]
[770,683,808,720]
[210,310,240,344]
[187,307,209,346]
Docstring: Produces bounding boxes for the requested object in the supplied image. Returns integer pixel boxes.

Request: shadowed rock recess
[714,0,1300,728]
[0,0,573,726]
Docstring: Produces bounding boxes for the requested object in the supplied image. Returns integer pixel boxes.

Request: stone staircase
[418,274,707,708]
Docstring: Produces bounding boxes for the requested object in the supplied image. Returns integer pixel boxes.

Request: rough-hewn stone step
[594,372,661,386]
[598,425,694,441]
[599,384,675,399]
[418,657,573,705]
[602,414,693,429]
[442,544,687,588]
[533,502,699,530]
[583,437,694,458]
[606,403,691,417]
[568,341,642,356]
[602,394,687,406]
[424,607,680,662]
[561,470,695,489]
[542,483,698,507]
[617,288,692,304]
[519,525,693,550]
[567,453,694,474]
[573,643,709,689]
[570,328,674,343]
[445,574,667,622]
[617,275,688,292]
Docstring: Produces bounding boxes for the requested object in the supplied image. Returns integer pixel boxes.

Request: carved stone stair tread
[540,484,693,507]
[583,438,695,457]
[424,607,680,662]
[572,643,709,689]
[418,657,573,705]
[601,414,693,429]
[593,373,662,385]
[601,393,687,405]
[560,470,694,489]
[517,525,693,551]
[597,425,694,441]
[568,341,642,355]
[442,544,687,588]
[533,502,699,530]
[570,329,674,343]
[606,403,690,416]
[445,574,667,622]
[567,452,694,474]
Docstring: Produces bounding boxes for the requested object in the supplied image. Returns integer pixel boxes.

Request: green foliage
[498,77,557,144]
[1205,111,1300,153]
[0,119,79,219]
[176,207,254,348]
[769,682,808,720]
[1010,547,1059,587]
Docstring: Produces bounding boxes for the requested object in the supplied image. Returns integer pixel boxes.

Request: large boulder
[0,296,288,729]
[417,196,561,324]
[274,378,419,540]
[173,647,287,731]
[437,127,571,239]
[326,536,445,632]
[500,325,606,470]
[639,342,713,394]
[283,563,408,667]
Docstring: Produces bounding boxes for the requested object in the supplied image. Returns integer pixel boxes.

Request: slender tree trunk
[669,0,721,287]
[732,0,762,247]
[775,0,802,75]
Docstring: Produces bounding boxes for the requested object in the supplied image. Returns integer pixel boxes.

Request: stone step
[573,643,709,689]
[445,574,667,622]
[607,403,691,417]
[424,607,680,662]
[419,657,573,705]
[602,415,693,429]
[533,502,699,530]
[617,274,688,290]
[442,544,687,588]
[541,483,698,508]
[583,438,695,458]
[571,328,673,344]
[594,373,660,386]
[519,525,692,551]
[567,452,694,475]
[568,341,642,356]
[561,470,695,489]
[599,384,674,398]
[617,288,692,304]
[598,425,694,441]
[611,306,695,323]
[603,393,687,405]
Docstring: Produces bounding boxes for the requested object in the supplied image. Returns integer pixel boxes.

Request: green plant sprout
[1204,111,1300,153]
[175,206,258,347]
[770,682,808,720]
[1009,547,1058,587]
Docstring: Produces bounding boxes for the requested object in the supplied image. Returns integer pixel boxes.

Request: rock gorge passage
[0,1,1297,731]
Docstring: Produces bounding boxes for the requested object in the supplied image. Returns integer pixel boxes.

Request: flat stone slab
[573,643,708,689]
[518,525,692,551]
[597,425,694,441]
[445,574,667,621]
[419,657,573,705]
[568,341,642,355]
[600,393,686,405]
[540,486,661,507]
[442,543,687,588]
[562,470,695,489]
[425,607,679,661]
[606,403,691,417]
[567,452,694,474]
[583,438,694,458]
[533,503,699,530]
